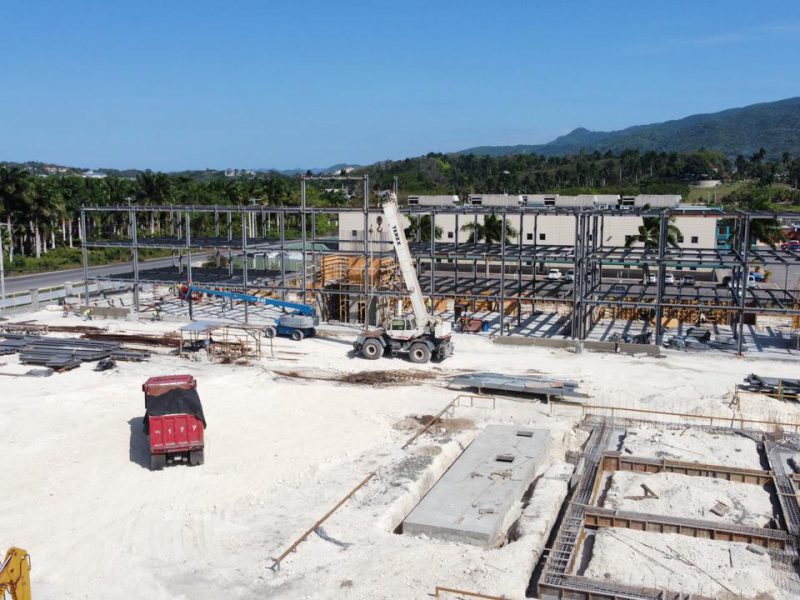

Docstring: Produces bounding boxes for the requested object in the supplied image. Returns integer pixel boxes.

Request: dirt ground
[2,306,800,599]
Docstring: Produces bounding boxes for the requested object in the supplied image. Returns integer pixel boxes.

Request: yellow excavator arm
[0,547,31,600]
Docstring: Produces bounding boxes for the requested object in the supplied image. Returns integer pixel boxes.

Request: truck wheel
[189,450,204,466]
[150,454,166,471]
[361,338,383,360]
[291,329,304,341]
[264,326,277,338]
[408,343,431,364]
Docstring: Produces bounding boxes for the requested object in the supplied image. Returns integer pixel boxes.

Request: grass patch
[4,246,171,276]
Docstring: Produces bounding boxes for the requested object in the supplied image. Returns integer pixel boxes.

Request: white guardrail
[0,280,131,312]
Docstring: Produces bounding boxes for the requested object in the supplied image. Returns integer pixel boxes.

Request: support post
[131,208,140,313]
[737,215,751,355]
[430,210,436,312]
[242,210,249,323]
[654,212,668,345]
[500,213,506,335]
[363,176,369,326]
[301,177,308,305]
[80,208,90,306]
[185,211,192,284]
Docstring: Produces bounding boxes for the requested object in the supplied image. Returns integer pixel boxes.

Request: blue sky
[1,0,799,170]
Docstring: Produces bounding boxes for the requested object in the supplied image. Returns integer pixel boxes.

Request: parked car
[547,268,562,281]
[781,240,800,251]
[645,274,657,284]
[679,275,696,287]
[724,274,757,289]
[564,270,575,282]
[663,273,675,284]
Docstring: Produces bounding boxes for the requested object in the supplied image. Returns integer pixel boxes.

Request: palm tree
[404,215,442,242]
[26,178,65,257]
[460,213,517,244]
[0,166,32,262]
[624,206,681,249]
[721,188,785,248]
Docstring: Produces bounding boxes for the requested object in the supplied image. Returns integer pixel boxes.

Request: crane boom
[381,193,429,326]
[187,286,316,316]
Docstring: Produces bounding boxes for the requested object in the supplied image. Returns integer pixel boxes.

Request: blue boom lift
[187,286,320,341]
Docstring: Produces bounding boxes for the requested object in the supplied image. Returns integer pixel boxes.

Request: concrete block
[403,425,550,547]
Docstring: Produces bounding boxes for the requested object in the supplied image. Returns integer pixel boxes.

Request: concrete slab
[403,425,550,547]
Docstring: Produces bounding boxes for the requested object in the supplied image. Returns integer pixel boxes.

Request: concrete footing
[403,425,550,547]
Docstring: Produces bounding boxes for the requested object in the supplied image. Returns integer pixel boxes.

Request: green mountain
[461,97,800,159]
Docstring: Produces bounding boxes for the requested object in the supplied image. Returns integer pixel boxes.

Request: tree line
[2,147,798,268]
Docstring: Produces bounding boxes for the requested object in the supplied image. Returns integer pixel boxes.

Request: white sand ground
[2,305,800,599]
[582,528,782,599]
[620,426,764,470]
[599,471,775,528]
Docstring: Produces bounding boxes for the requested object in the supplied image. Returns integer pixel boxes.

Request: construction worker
[83,307,93,321]
[152,306,162,322]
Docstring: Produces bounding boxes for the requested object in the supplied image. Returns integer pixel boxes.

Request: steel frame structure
[80,179,800,353]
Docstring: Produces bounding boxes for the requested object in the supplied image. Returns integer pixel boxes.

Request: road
[2,256,181,295]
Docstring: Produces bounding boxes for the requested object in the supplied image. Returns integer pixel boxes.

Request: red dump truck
[142,374,206,470]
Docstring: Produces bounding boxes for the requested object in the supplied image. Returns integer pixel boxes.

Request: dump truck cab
[142,375,206,470]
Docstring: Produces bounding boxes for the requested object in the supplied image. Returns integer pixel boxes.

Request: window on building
[351,229,357,238]
[625,235,635,246]
[447,231,454,239]
[526,233,533,241]
[545,199,556,206]
[677,235,684,243]
[539,233,546,241]
[691,236,698,244]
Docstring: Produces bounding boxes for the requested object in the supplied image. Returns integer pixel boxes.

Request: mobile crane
[187,286,319,340]
[0,547,31,600]
[353,193,454,363]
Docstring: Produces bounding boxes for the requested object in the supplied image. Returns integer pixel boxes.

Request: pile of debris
[741,374,800,402]
[0,333,150,371]
[664,326,746,352]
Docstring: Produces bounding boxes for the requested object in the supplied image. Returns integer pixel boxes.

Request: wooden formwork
[602,297,733,324]
[601,451,772,485]
[346,256,395,286]
[318,255,395,287]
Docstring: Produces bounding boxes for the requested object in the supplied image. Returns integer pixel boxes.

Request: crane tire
[408,343,431,364]
[291,329,304,341]
[361,338,383,360]
[264,326,277,338]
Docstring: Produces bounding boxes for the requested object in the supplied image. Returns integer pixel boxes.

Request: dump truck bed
[148,414,204,454]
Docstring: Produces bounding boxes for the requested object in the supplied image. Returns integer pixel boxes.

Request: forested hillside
[462,97,800,159]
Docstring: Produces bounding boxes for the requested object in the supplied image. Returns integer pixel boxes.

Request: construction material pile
[742,374,800,402]
[449,372,588,402]
[0,333,150,371]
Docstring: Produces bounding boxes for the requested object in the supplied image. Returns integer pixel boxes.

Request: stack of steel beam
[449,371,588,402]
[742,374,800,401]
[0,333,150,371]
